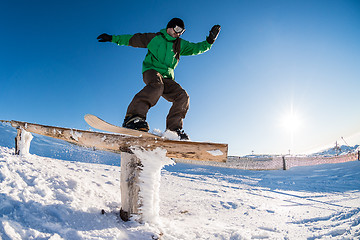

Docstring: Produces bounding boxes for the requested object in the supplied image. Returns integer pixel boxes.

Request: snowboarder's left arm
[180,25,221,56]
[180,39,212,56]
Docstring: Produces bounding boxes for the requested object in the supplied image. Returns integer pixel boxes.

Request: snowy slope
[0,122,359,239]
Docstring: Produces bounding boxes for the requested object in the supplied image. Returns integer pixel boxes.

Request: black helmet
[167,18,185,29]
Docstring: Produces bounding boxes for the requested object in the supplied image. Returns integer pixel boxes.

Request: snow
[17,128,33,156]
[152,129,181,141]
[70,129,82,142]
[0,122,359,239]
[207,149,224,156]
[161,130,180,141]
[152,129,192,141]
[132,147,175,225]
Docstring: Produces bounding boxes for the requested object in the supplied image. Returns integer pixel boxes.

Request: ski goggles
[173,25,185,34]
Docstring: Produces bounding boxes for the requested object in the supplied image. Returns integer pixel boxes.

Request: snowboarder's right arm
[97,33,158,48]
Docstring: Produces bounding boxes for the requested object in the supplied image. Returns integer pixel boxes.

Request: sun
[281,110,301,133]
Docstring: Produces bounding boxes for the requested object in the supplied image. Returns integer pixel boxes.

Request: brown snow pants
[125,69,189,131]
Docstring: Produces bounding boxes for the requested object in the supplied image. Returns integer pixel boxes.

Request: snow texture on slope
[0,122,359,239]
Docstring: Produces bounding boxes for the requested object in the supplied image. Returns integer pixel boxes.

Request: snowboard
[84,114,159,138]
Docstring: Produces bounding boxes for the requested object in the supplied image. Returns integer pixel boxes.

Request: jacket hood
[160,28,177,41]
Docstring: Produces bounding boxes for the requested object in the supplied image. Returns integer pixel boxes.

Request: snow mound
[310,144,359,157]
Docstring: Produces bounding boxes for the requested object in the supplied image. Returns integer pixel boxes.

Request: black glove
[206,25,221,44]
[97,33,112,42]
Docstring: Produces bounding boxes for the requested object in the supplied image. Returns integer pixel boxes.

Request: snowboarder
[97,18,221,140]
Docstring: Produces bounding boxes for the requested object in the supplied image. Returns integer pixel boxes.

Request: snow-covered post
[120,147,175,223]
[15,128,33,155]
[120,152,142,221]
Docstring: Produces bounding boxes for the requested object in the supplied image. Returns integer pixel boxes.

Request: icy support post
[120,152,142,221]
[14,127,33,155]
[15,128,21,155]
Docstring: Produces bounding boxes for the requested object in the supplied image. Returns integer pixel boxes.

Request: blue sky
[1,0,360,156]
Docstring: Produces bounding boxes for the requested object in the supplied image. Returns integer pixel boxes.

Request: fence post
[282,156,286,170]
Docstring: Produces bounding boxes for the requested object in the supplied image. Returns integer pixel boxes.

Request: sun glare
[280,106,303,153]
[281,110,301,133]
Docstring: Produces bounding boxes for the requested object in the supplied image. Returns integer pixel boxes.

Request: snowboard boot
[174,129,190,140]
[122,115,149,132]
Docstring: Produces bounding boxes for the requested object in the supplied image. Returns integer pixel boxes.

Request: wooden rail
[10,120,228,162]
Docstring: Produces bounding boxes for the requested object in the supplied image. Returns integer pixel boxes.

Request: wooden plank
[10,120,228,162]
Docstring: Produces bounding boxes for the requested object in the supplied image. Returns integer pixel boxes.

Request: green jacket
[112,29,213,79]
